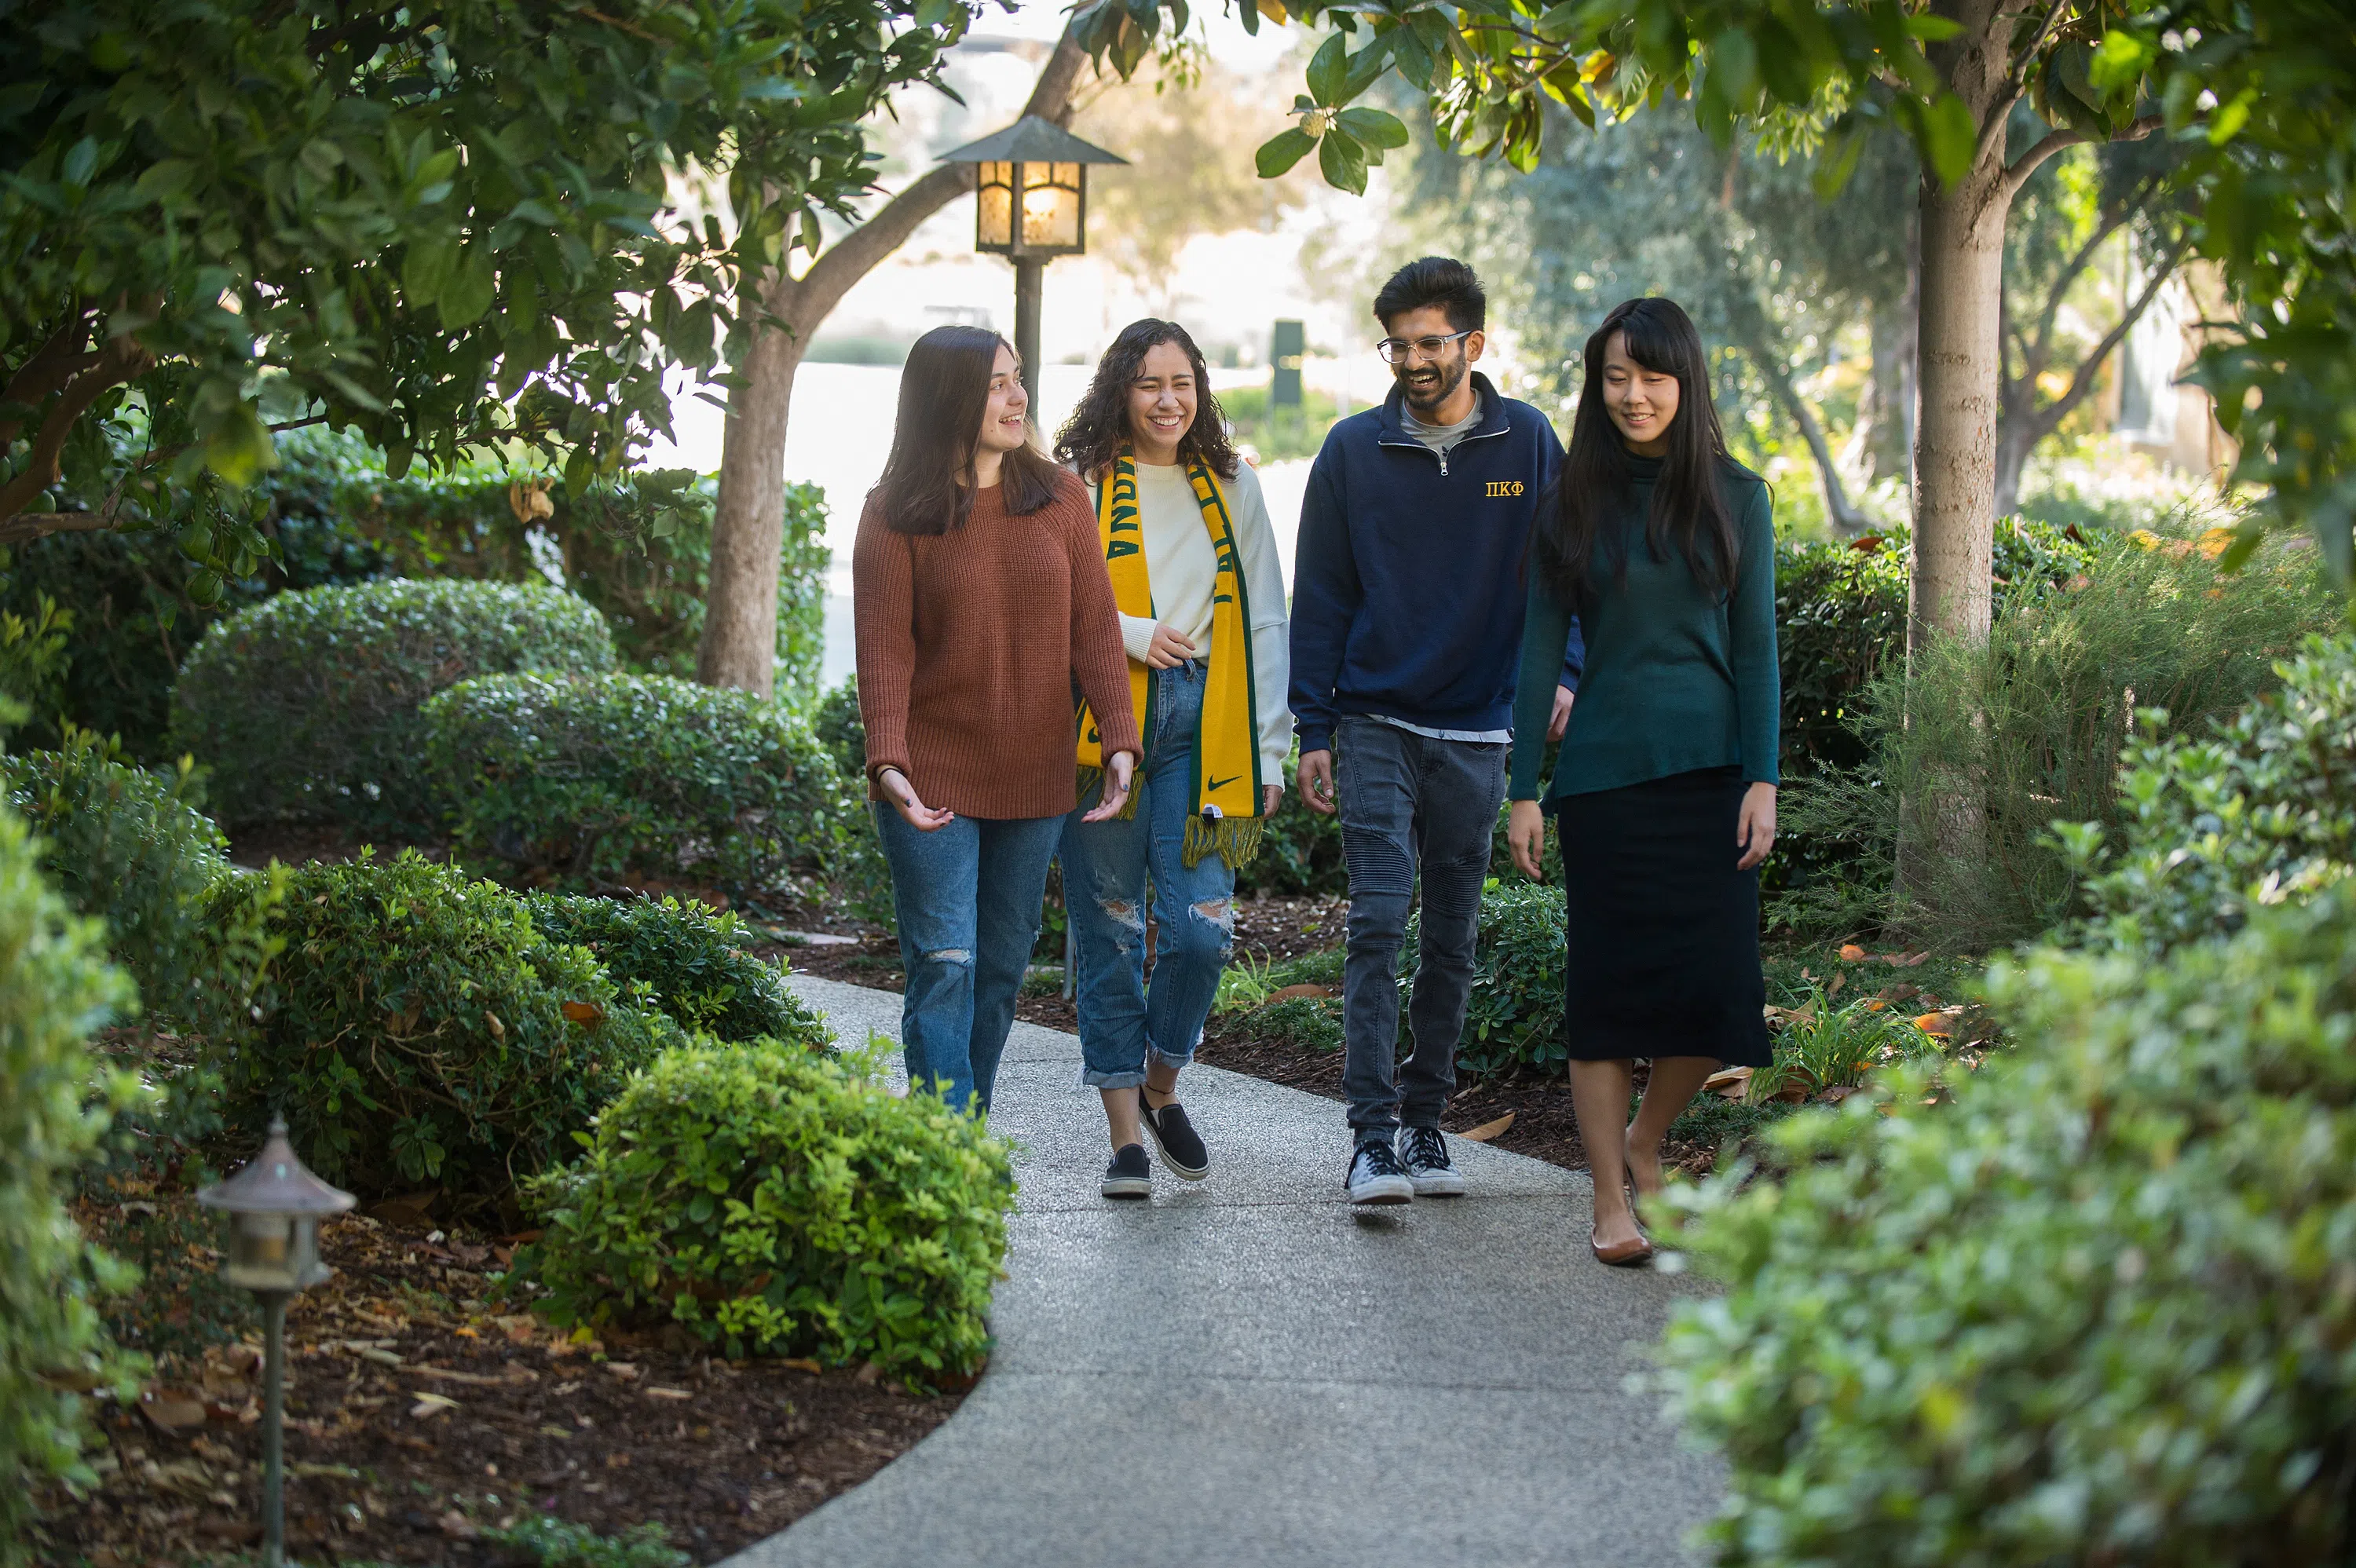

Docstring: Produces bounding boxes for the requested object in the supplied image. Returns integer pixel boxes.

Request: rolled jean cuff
[1147,1042,1197,1071]
[1081,1066,1149,1091]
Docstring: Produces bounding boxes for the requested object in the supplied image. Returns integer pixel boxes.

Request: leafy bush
[2058,632,2356,956]
[1403,880,1568,1076]
[1656,878,2356,1566]
[480,1515,690,1568]
[520,1036,1015,1387]
[1238,994,1344,1053]
[1233,744,1347,898]
[0,805,139,1565]
[525,893,824,1044]
[426,673,843,893]
[1772,532,2340,946]
[221,852,679,1201]
[811,675,865,784]
[2,730,279,1040]
[172,579,616,832]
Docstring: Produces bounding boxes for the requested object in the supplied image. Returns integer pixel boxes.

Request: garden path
[723,974,1724,1568]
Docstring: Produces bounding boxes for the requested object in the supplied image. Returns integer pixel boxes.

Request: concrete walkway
[724,974,1723,1568]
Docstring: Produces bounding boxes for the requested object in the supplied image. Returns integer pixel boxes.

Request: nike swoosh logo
[1205,775,1242,792]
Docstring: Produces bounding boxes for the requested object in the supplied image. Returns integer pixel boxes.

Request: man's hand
[1081,751,1138,823]
[1736,782,1777,871]
[1297,749,1337,816]
[876,769,954,832]
[1261,783,1284,817]
[1507,799,1547,880]
[1549,684,1575,743]
[1143,623,1198,670]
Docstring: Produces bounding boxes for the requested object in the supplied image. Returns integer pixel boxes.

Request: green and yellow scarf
[1075,448,1266,869]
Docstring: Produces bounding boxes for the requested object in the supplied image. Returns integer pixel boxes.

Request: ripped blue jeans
[1059,660,1237,1090]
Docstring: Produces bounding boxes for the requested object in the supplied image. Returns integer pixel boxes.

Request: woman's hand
[1507,799,1548,881]
[1736,782,1777,870]
[876,769,954,832]
[1143,623,1199,669]
[1262,783,1283,818]
[1081,751,1138,823]
[1549,684,1575,742]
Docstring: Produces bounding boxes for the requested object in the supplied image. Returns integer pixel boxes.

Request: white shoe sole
[1101,1176,1152,1200]
[1407,1170,1467,1197]
[1347,1174,1415,1205]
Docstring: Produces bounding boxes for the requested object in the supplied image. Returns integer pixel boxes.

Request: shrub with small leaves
[170,578,616,832]
[479,1514,690,1568]
[1241,994,1344,1054]
[2,729,280,1043]
[425,672,843,893]
[2058,632,2356,956]
[524,893,824,1044]
[519,1036,1014,1387]
[1655,879,2356,1566]
[0,804,141,1566]
[221,851,680,1201]
[1407,880,1568,1075]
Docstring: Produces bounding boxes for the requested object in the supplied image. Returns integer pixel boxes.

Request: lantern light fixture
[197,1118,355,1568]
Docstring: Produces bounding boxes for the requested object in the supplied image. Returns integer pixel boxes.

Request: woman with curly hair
[1052,319,1291,1200]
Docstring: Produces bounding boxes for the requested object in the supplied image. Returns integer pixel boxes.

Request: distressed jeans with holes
[871,803,1063,1113]
[1060,659,1236,1090]
[1333,715,1507,1133]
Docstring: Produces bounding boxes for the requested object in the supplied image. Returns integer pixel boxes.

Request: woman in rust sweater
[854,325,1140,1113]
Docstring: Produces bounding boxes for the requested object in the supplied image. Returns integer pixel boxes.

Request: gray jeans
[1333,716,1507,1133]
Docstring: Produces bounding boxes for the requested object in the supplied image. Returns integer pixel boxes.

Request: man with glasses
[1291,255,1579,1205]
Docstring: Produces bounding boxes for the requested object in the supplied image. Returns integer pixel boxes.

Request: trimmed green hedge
[221,852,680,1200]
[2061,633,2356,957]
[424,673,843,893]
[171,578,616,832]
[0,805,138,1566]
[1656,878,2356,1565]
[524,893,823,1044]
[520,1036,1015,1387]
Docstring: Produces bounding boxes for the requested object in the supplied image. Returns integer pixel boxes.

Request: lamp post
[196,1118,355,1568]
[939,115,1128,408]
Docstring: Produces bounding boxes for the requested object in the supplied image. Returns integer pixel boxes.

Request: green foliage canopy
[0,0,967,588]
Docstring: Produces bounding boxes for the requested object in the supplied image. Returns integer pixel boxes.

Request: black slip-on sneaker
[1101,1142,1153,1200]
[1139,1091,1210,1180]
[1397,1124,1467,1197]
[1344,1137,1414,1205]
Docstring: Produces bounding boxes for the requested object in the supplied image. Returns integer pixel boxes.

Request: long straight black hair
[1535,297,1740,605]
[1054,319,1242,483]
[870,324,1063,534]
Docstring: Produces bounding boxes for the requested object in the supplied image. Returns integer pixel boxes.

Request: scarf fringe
[1074,768,1268,869]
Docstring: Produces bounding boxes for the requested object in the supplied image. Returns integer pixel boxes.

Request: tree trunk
[697,318,807,693]
[1910,0,2021,660]
[1855,239,1919,490]
[695,24,1097,693]
[1990,407,2034,519]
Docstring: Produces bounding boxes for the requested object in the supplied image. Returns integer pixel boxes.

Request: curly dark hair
[1053,319,1242,482]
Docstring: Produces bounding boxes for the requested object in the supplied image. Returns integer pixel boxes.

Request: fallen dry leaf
[408,1391,460,1419]
[413,1365,532,1388]
[1912,1013,1952,1036]
[602,1361,640,1382]
[1703,1065,1754,1100]
[139,1387,207,1432]
[1825,972,1846,1000]
[1267,982,1337,1003]
[645,1387,693,1402]
[781,1358,822,1375]
[437,1509,480,1541]
[561,1000,605,1025]
[1838,943,1865,962]
[1458,1112,1515,1142]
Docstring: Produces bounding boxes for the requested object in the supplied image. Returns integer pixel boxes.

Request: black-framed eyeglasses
[1376,329,1473,365]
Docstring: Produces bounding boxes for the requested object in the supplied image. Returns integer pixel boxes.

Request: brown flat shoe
[1590,1230,1655,1267]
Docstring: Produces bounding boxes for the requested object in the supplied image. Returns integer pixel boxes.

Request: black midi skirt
[1553,765,1771,1066]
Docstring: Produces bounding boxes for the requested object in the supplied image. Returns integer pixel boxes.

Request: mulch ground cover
[37,1189,960,1568]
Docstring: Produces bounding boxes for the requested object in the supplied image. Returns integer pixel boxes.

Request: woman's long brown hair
[1054,319,1241,482]
[871,325,1063,534]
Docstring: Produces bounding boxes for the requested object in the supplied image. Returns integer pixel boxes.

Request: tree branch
[2000,112,2164,203]
[0,510,122,549]
[1970,0,2072,177]
[0,316,99,448]
[0,337,151,524]
[2028,231,2195,444]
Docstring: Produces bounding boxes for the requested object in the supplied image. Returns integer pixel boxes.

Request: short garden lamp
[197,1118,354,1568]
[939,115,1127,407]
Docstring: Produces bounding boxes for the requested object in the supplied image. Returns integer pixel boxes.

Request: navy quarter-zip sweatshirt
[1290,372,1567,753]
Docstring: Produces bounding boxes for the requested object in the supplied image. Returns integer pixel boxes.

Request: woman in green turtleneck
[1505,296,1780,1268]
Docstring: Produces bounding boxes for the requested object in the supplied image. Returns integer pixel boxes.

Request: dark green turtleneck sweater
[1509,452,1780,802]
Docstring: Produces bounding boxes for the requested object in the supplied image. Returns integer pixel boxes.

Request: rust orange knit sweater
[854,472,1140,820]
